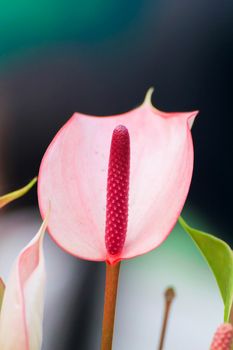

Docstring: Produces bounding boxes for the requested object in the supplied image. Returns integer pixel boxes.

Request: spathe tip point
[143,87,155,106]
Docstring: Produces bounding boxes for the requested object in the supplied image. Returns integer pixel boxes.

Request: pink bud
[210,323,233,350]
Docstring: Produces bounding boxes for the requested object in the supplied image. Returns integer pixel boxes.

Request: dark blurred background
[0,1,232,349]
[1,0,232,239]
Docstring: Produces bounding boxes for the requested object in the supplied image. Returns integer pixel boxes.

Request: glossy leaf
[0,177,37,209]
[179,216,233,321]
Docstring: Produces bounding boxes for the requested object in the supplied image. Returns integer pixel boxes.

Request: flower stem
[101,261,121,350]
[158,287,175,350]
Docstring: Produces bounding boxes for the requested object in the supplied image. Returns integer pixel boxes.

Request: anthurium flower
[0,215,48,350]
[0,178,37,209]
[38,89,198,264]
[210,323,233,350]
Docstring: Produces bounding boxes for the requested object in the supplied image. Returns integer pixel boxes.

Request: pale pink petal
[38,97,198,263]
[0,215,48,350]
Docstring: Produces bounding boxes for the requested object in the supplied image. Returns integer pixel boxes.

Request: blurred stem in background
[158,287,176,350]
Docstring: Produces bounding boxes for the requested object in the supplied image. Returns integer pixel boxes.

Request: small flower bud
[164,287,175,303]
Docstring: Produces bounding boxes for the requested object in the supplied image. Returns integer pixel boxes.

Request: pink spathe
[38,90,198,264]
[0,217,47,350]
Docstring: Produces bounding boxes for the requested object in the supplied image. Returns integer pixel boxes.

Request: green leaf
[0,177,37,209]
[179,216,233,322]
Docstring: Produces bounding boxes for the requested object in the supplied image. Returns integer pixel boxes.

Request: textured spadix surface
[38,94,198,263]
[0,216,47,350]
[210,323,233,350]
[105,125,130,257]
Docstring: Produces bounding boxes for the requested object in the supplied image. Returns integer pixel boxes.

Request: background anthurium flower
[0,215,48,350]
[0,178,37,209]
[38,89,198,264]
[210,323,233,350]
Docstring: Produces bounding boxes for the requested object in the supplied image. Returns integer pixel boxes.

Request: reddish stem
[101,262,121,350]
